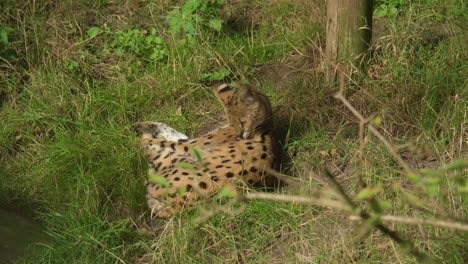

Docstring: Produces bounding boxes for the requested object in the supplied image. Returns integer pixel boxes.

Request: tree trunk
[326,0,373,83]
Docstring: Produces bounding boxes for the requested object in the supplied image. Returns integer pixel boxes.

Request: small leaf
[191,146,204,163]
[167,10,185,33]
[425,177,442,185]
[389,6,398,16]
[406,173,421,183]
[459,181,468,194]
[441,159,468,171]
[176,38,187,46]
[148,171,169,187]
[371,115,382,125]
[65,60,79,71]
[191,14,203,23]
[454,174,465,186]
[86,27,100,38]
[184,23,196,34]
[182,0,200,14]
[3,26,15,33]
[369,199,383,214]
[374,6,388,17]
[208,18,222,31]
[357,186,383,200]
[0,31,8,44]
[176,187,186,194]
[201,67,231,81]
[426,183,439,196]
[377,199,392,209]
[154,36,163,44]
[115,48,124,56]
[420,169,441,177]
[366,214,382,226]
[149,52,157,60]
[0,26,15,44]
[177,162,195,170]
[217,185,237,198]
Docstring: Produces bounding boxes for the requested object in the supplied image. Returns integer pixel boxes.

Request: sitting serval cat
[136,84,275,218]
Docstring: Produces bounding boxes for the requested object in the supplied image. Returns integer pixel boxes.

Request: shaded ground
[0,209,48,262]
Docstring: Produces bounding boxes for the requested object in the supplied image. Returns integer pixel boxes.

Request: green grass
[0,0,466,263]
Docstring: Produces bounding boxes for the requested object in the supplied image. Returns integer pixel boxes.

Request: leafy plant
[0,25,16,60]
[0,25,14,44]
[374,0,407,17]
[86,26,101,38]
[64,59,79,72]
[110,28,168,62]
[84,25,168,63]
[200,67,230,81]
[166,0,224,35]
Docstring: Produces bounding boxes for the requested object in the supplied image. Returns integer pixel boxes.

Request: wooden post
[326,0,373,83]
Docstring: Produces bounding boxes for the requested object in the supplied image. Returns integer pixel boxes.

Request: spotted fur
[137,84,274,218]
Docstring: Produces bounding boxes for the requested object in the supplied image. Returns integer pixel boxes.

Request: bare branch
[334,92,417,175]
[321,170,435,263]
[349,215,468,232]
[244,192,351,212]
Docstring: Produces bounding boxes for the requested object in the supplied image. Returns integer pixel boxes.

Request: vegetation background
[0,0,466,263]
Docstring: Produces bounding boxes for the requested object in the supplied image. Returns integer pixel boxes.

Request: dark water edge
[0,209,48,263]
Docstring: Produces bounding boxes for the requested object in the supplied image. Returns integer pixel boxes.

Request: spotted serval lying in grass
[136,84,274,218]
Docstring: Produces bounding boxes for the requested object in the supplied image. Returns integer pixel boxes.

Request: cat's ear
[239,85,256,104]
[214,83,231,95]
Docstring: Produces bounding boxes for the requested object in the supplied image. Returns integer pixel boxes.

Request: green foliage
[176,187,187,194]
[419,159,468,195]
[374,0,400,17]
[357,186,384,200]
[64,59,79,72]
[200,67,231,81]
[374,0,404,17]
[0,25,16,60]
[148,171,170,187]
[86,26,101,38]
[216,185,237,199]
[166,0,224,34]
[110,28,168,61]
[191,145,204,164]
[441,159,468,171]
[0,25,14,44]
[78,25,169,74]
[177,162,196,170]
